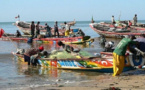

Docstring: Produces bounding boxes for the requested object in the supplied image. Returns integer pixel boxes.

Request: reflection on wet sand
[16,61,60,77]
[16,59,105,78]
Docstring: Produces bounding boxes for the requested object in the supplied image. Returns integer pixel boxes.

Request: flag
[0,28,4,38]
[15,15,20,19]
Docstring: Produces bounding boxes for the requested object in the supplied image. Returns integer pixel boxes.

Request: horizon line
[1,19,145,23]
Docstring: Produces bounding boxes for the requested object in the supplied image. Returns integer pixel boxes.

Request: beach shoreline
[3,73,145,90]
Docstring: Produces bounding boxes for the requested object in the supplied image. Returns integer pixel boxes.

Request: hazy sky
[0,0,145,22]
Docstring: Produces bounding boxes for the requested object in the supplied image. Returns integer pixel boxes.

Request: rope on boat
[3,33,18,49]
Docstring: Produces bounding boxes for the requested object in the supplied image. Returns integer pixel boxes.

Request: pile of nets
[48,50,93,59]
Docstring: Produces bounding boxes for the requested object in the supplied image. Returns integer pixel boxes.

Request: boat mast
[91,16,95,23]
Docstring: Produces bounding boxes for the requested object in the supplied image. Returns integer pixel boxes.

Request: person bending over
[57,41,80,53]
[24,46,44,65]
[112,35,136,76]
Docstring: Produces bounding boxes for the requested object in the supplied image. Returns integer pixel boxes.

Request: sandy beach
[5,71,145,90]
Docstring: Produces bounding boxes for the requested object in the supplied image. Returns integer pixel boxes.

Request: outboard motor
[104,41,115,52]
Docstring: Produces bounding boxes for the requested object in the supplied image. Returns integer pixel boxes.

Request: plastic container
[73,29,79,33]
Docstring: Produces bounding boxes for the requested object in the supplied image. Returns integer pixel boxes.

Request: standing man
[54,21,59,37]
[31,21,35,38]
[112,35,136,76]
[133,14,137,26]
[100,35,106,46]
[64,22,70,36]
[111,15,116,25]
[35,21,40,38]
[45,23,52,37]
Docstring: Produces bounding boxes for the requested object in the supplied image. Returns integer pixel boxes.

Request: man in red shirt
[128,20,132,27]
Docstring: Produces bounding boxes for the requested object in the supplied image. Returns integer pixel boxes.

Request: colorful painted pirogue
[90,23,145,38]
[12,50,145,73]
[1,35,92,44]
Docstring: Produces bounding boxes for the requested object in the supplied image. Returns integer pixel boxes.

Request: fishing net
[79,50,92,57]
[48,50,93,59]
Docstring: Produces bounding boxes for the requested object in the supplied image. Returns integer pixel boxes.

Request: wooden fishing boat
[131,25,145,31]
[14,21,65,35]
[60,19,76,26]
[1,35,91,44]
[89,23,145,38]
[12,50,144,73]
[96,22,145,31]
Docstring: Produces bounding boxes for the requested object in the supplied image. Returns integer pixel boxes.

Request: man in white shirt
[111,15,116,25]
[64,22,70,36]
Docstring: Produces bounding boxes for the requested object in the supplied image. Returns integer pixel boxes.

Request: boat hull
[12,52,137,73]
[1,36,90,44]
[90,23,145,38]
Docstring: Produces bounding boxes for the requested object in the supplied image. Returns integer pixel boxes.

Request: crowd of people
[27,21,85,39]
[30,21,53,38]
